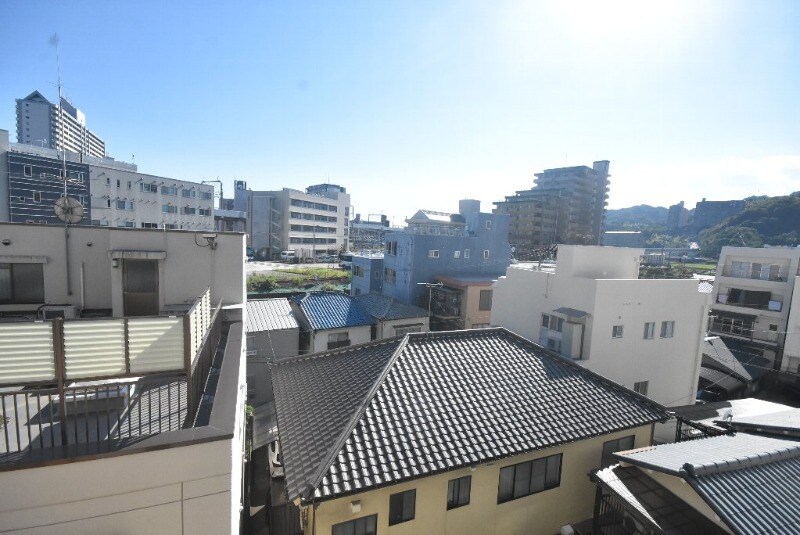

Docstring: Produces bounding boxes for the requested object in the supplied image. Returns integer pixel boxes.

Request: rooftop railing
[0,288,223,462]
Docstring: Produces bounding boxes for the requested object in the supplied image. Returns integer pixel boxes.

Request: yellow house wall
[308,425,652,535]
[462,285,492,328]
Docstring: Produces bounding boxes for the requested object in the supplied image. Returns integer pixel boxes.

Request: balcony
[0,287,225,466]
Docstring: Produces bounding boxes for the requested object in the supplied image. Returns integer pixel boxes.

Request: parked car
[269,440,285,479]
[280,250,296,262]
[316,253,333,263]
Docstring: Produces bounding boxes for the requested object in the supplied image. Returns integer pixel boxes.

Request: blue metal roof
[291,292,373,331]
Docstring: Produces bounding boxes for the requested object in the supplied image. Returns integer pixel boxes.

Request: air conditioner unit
[42,305,79,319]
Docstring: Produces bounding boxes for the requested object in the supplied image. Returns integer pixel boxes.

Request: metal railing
[674,418,730,442]
[0,288,222,460]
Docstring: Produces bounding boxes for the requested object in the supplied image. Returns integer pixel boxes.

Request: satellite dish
[54,196,84,224]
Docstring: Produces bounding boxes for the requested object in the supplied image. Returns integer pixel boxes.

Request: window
[23,165,32,177]
[182,189,196,198]
[0,263,45,304]
[161,186,178,195]
[464,249,470,259]
[643,322,655,339]
[106,177,111,186]
[454,250,461,259]
[127,181,131,189]
[660,321,674,338]
[141,222,158,229]
[353,265,364,277]
[327,332,350,350]
[198,208,212,216]
[483,250,490,259]
[384,268,397,284]
[498,453,562,503]
[389,489,416,525]
[116,179,121,188]
[200,191,213,200]
[33,192,42,203]
[541,314,563,332]
[141,182,158,193]
[600,435,635,468]
[332,514,377,535]
[395,324,423,336]
[612,325,623,338]
[162,204,177,214]
[447,476,471,509]
[428,250,440,258]
[633,381,649,396]
[769,324,778,332]
[485,220,492,230]
[117,200,134,210]
[385,242,398,256]
[479,290,493,311]
[182,206,196,215]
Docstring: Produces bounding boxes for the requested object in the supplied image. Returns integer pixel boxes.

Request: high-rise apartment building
[667,200,689,230]
[234,181,350,260]
[494,160,610,258]
[16,90,106,158]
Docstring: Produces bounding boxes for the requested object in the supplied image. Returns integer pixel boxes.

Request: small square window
[454,250,461,259]
[464,249,470,259]
[428,250,440,258]
[23,165,32,177]
[389,489,416,525]
[447,476,471,510]
[643,322,655,339]
[485,220,492,230]
[769,324,778,332]
[483,250,490,259]
[32,192,42,203]
[612,325,623,338]
[660,321,675,338]
[634,380,649,396]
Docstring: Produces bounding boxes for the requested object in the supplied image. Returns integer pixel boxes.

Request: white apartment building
[709,246,800,372]
[0,223,246,534]
[234,181,350,260]
[89,158,215,230]
[16,90,105,158]
[491,245,709,408]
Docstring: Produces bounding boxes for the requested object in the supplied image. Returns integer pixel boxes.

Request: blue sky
[1,1,798,224]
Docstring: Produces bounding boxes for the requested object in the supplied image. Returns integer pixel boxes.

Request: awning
[553,307,589,319]
[108,250,167,260]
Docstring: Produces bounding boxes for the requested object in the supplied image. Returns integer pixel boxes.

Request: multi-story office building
[16,90,105,158]
[1,130,90,225]
[381,200,511,307]
[691,198,746,231]
[1,129,214,230]
[709,246,800,371]
[492,245,710,408]
[494,160,610,258]
[234,181,350,260]
[667,200,689,230]
[88,158,215,230]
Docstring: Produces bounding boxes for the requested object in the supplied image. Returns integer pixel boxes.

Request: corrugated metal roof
[354,292,428,321]
[702,337,752,382]
[272,328,668,503]
[727,408,800,436]
[614,433,800,476]
[246,299,299,332]
[291,292,373,331]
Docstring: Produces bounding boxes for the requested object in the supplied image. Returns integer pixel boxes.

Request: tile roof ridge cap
[685,438,800,477]
[300,333,412,500]
[270,337,399,368]
[499,327,669,418]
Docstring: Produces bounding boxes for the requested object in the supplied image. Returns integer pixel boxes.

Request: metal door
[123,260,159,316]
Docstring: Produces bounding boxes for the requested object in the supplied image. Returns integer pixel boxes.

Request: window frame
[331,514,377,535]
[483,250,490,259]
[612,325,623,338]
[643,322,655,340]
[389,489,416,525]
[479,289,493,311]
[497,453,562,504]
[633,380,649,396]
[0,263,45,304]
[428,249,440,258]
[660,320,675,338]
[447,475,472,510]
[600,435,635,468]
[23,165,32,177]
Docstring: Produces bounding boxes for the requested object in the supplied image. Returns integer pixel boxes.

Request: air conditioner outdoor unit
[42,305,79,319]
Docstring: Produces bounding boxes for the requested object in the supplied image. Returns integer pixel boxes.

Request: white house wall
[311,325,372,353]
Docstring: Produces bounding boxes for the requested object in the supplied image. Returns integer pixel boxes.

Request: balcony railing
[0,288,222,461]
[708,319,754,340]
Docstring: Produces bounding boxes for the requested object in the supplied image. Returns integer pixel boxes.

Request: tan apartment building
[431,274,495,330]
[272,328,668,535]
[709,246,800,372]
[0,223,247,534]
[491,246,710,410]
[494,160,610,258]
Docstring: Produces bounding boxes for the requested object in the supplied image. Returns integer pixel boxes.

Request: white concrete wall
[782,276,800,372]
[492,250,708,407]
[311,325,372,353]
[0,439,236,534]
[377,316,430,339]
[0,224,245,316]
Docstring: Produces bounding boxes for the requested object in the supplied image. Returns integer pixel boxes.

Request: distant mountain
[605,205,668,229]
[699,192,800,256]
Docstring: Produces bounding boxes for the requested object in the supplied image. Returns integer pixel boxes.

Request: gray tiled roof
[272,328,668,502]
[291,292,374,331]
[354,292,428,321]
[246,299,299,332]
[726,408,800,435]
[616,433,800,535]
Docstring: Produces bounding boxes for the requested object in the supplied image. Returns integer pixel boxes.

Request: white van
[280,250,296,262]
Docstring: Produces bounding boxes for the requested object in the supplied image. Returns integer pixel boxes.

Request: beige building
[272,328,668,535]
[491,246,710,408]
[0,223,247,534]
[432,275,495,330]
[290,292,373,353]
[709,246,800,372]
[353,292,430,339]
